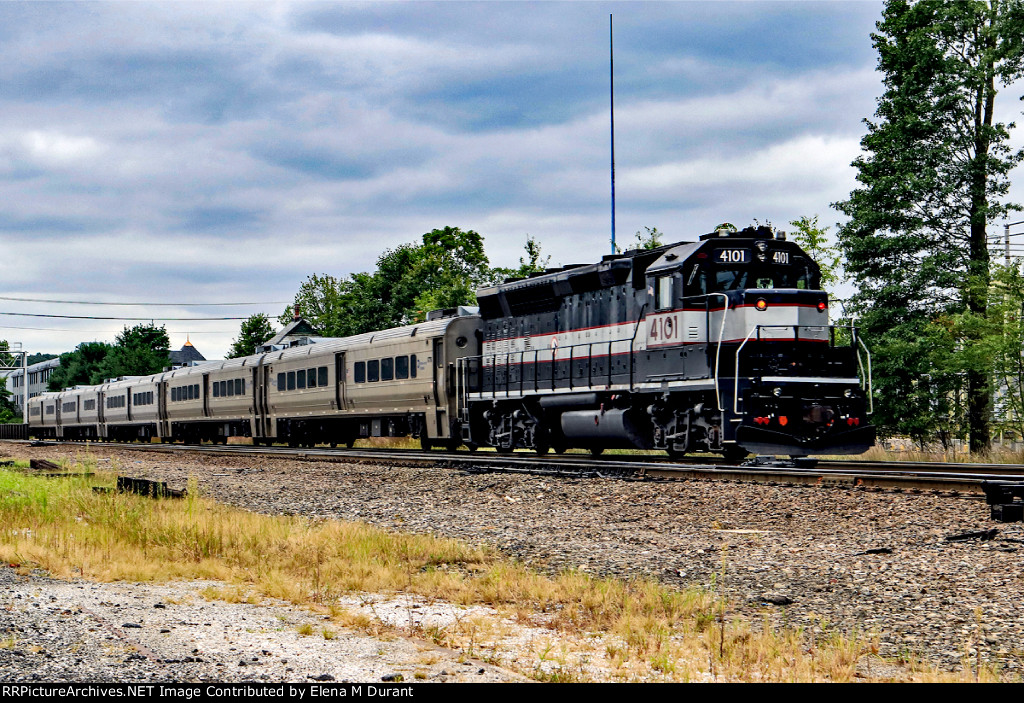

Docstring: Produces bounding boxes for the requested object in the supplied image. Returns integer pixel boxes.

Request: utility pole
[0,342,28,424]
[1005,220,1024,267]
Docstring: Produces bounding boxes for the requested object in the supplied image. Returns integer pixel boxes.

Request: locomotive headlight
[755,299,768,311]
[844,388,854,398]
[773,387,782,397]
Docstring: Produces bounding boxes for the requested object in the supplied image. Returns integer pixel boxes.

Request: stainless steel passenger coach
[29,224,875,459]
[29,313,481,449]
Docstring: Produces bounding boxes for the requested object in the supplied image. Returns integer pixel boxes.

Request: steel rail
[8,439,1013,495]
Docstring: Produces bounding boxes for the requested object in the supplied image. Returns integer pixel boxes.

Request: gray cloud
[0,1,928,360]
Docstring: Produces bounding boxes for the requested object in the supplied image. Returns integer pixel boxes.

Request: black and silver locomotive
[29,224,874,459]
[462,224,874,459]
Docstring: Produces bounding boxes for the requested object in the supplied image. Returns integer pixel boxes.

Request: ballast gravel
[3,442,1024,681]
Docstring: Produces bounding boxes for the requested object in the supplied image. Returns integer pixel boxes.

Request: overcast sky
[1,0,1011,360]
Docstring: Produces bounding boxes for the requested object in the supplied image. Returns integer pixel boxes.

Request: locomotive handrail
[854,331,874,414]
[708,293,730,412]
[732,324,764,415]
[466,332,639,400]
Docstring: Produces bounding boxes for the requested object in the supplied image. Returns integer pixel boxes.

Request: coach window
[237,379,244,395]
[297,369,306,390]
[307,368,317,388]
[410,354,417,378]
[381,357,394,382]
[396,355,409,379]
[318,366,328,387]
[226,380,234,397]
[367,359,379,383]
[287,371,296,391]
[354,362,366,383]
[213,383,220,398]
[277,373,285,391]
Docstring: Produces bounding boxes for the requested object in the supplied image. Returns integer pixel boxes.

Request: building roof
[169,341,206,365]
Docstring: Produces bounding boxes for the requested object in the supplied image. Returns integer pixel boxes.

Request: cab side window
[655,276,674,310]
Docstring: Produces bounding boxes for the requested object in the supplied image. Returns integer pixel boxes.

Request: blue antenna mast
[610,14,616,255]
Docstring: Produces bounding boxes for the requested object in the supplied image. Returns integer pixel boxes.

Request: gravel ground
[3,442,1024,681]
[0,566,525,683]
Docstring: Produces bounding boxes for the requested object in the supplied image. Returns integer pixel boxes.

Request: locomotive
[28,225,874,459]
[464,224,874,459]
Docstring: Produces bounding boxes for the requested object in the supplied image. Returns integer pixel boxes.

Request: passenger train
[28,225,875,459]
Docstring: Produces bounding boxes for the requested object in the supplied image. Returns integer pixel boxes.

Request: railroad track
[12,438,1024,496]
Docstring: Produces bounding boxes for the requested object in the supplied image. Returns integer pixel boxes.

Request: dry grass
[0,460,1004,682]
[853,445,1024,465]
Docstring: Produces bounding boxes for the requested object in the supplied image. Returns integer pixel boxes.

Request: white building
[1,358,61,412]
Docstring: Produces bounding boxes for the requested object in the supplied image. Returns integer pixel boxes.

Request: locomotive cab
[642,226,874,458]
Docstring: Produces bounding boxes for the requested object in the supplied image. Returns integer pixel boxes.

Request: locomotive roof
[475,240,694,320]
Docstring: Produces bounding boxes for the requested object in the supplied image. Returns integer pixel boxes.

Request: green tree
[409,226,493,316]
[284,226,498,335]
[227,313,276,358]
[48,342,114,391]
[634,226,665,250]
[834,0,1024,450]
[26,353,56,365]
[94,324,171,383]
[789,215,841,293]
[490,235,551,282]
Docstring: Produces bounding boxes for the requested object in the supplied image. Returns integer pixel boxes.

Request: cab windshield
[686,262,820,295]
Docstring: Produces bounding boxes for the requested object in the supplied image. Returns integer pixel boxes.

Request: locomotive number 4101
[649,313,680,343]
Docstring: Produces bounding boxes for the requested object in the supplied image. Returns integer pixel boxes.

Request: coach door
[254,359,271,439]
[432,338,449,438]
[334,352,347,410]
[158,381,168,438]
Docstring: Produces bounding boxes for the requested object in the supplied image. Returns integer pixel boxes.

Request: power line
[0,324,235,333]
[0,312,250,321]
[0,295,287,306]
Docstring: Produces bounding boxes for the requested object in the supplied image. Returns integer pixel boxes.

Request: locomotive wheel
[420,435,432,451]
[590,447,605,457]
[666,447,687,460]
[535,443,549,455]
[346,438,356,449]
[495,444,515,454]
